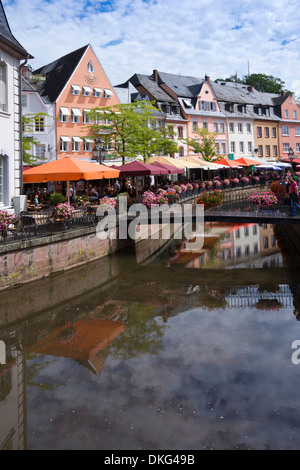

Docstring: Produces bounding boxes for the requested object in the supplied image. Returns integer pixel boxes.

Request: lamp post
[92,137,107,165]
[288,147,295,177]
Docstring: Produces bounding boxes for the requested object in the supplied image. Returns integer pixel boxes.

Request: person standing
[288,176,300,216]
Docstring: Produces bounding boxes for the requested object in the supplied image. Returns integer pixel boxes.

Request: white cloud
[3,0,300,94]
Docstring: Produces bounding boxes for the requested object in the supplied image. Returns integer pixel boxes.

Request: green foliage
[50,193,65,206]
[181,126,219,161]
[22,112,56,165]
[83,101,178,164]
[217,73,292,95]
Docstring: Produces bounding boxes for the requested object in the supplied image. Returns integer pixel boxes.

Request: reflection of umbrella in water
[27,319,125,375]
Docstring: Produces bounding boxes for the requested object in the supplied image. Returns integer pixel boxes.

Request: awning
[71,85,81,92]
[84,138,94,143]
[60,136,71,142]
[104,88,113,96]
[71,108,82,116]
[60,107,70,116]
[183,99,192,108]
[82,86,92,93]
[93,87,102,93]
[72,137,82,142]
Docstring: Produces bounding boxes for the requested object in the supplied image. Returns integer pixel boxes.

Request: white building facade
[0,1,31,209]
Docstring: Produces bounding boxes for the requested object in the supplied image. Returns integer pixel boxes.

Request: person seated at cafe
[90,185,99,202]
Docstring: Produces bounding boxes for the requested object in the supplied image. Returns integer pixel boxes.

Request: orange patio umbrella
[214,157,247,168]
[234,157,264,166]
[23,156,120,203]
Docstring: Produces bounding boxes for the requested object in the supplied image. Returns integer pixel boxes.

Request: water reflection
[1,223,300,449]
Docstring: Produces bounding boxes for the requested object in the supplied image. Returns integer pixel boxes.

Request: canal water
[1,222,300,450]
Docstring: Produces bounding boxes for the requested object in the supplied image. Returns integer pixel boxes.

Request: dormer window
[87,61,95,73]
[238,104,246,113]
[82,86,92,96]
[71,84,80,95]
[225,103,234,112]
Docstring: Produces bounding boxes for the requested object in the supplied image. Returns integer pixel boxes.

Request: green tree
[84,101,177,164]
[181,126,220,162]
[217,73,292,95]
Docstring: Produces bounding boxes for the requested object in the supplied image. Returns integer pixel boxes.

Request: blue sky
[3,0,300,96]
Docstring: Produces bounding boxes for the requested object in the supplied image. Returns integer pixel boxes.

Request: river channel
[1,221,300,450]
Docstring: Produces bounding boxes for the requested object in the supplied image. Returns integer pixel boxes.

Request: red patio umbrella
[116,160,164,176]
[153,162,184,174]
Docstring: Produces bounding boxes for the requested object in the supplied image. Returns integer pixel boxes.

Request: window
[0,62,7,112]
[35,117,45,132]
[60,136,70,152]
[178,126,183,138]
[296,143,300,153]
[200,101,208,111]
[71,108,81,123]
[253,243,258,254]
[283,143,290,153]
[264,108,270,116]
[257,126,262,138]
[21,95,27,107]
[282,126,289,136]
[295,127,300,136]
[236,247,241,258]
[230,141,235,153]
[215,143,220,154]
[225,103,234,112]
[179,146,184,157]
[229,122,234,132]
[60,107,70,122]
[248,142,252,152]
[245,245,250,256]
[35,144,45,158]
[71,85,80,95]
[258,145,263,157]
[293,110,297,119]
[238,105,246,113]
[284,109,289,118]
[263,236,269,249]
[273,146,277,157]
[104,88,113,98]
[210,102,217,111]
[220,123,225,133]
[202,121,208,130]
[93,87,102,98]
[193,121,198,132]
[84,138,93,152]
[272,127,276,138]
[87,61,95,73]
[221,142,226,154]
[235,229,240,238]
[266,145,270,157]
[239,141,244,153]
[0,158,3,203]
[72,137,81,152]
[238,123,243,133]
[265,127,269,138]
[252,225,257,235]
[213,123,218,133]
[246,123,251,133]
[244,226,249,236]
[82,109,91,124]
[82,86,92,97]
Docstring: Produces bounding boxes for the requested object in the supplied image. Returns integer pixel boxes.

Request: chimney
[153,69,158,82]
[205,74,210,82]
[281,90,286,96]
[247,85,254,92]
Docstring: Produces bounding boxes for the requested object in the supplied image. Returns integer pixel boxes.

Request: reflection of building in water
[171,223,281,269]
[0,346,26,450]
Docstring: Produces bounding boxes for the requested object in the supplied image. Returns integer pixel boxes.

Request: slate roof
[156,71,204,98]
[0,0,31,58]
[33,44,89,103]
[125,73,178,104]
[21,76,36,92]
